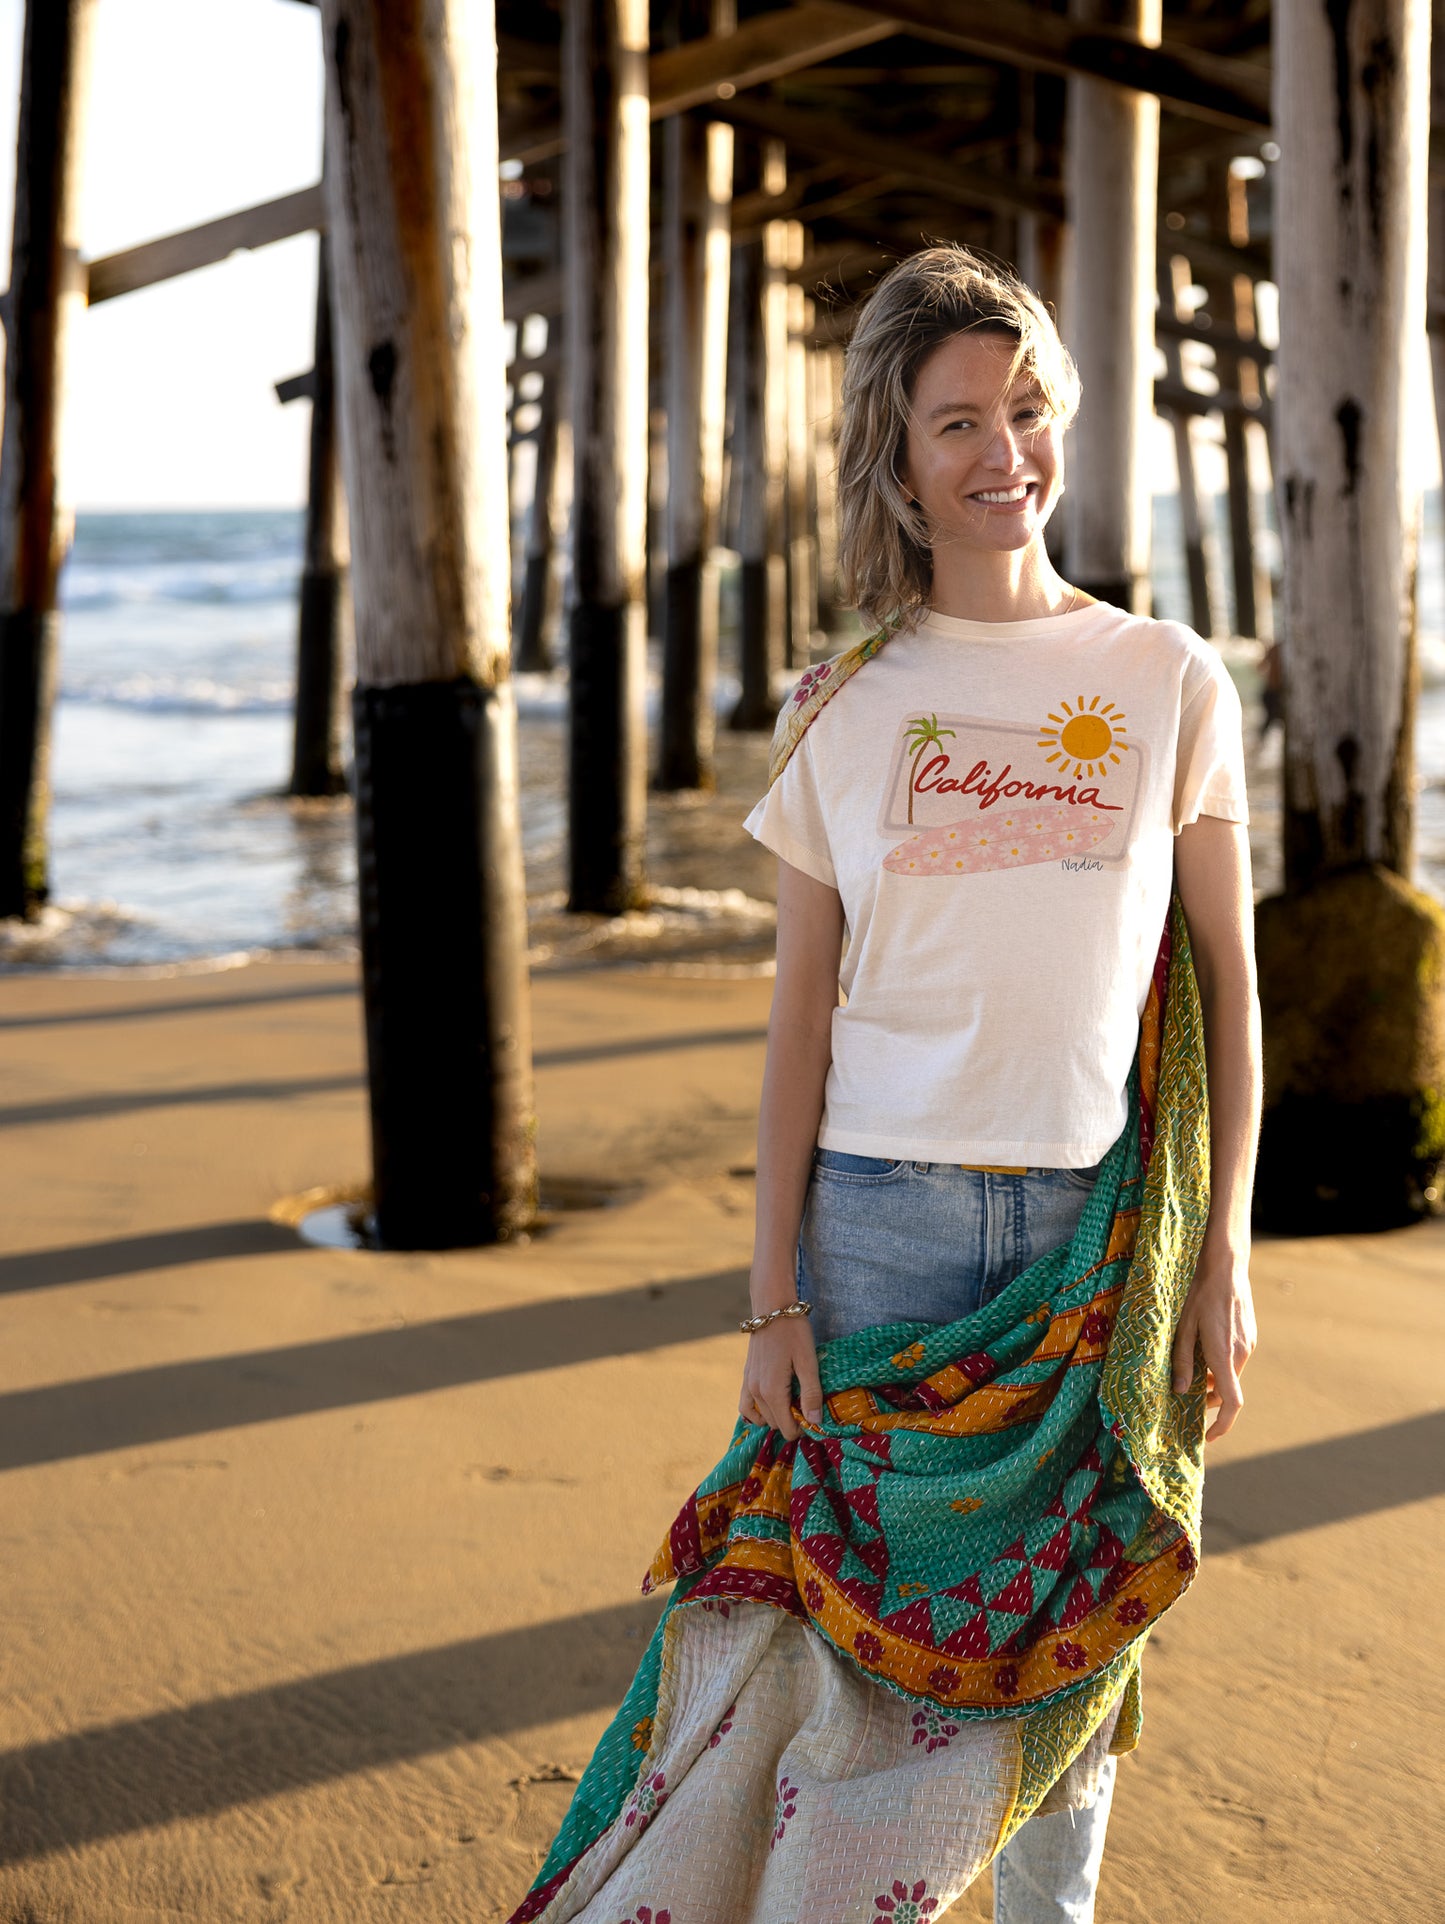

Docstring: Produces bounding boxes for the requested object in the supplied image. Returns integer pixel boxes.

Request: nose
[980,417,1026,472]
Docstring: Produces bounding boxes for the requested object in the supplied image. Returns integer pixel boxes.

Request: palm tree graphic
[903,713,955,824]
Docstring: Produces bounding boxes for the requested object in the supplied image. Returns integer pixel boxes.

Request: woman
[510,245,1259,1924]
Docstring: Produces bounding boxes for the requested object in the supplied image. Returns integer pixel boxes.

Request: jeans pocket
[812,1147,909,1185]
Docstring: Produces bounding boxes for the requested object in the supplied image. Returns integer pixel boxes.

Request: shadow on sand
[0,1383,1437,1859]
[0,1599,665,1865]
[0,1264,755,1470]
[0,1221,300,1296]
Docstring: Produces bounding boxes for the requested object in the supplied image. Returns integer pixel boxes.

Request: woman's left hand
[1171,1245,1257,1441]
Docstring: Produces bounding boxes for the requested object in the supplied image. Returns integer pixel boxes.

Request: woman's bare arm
[1171,815,1262,1439]
[741,857,845,1442]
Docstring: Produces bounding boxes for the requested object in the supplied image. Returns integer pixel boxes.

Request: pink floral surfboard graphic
[877,698,1146,875]
[883,802,1114,877]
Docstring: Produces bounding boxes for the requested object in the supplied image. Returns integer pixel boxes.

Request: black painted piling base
[352,677,536,1250]
[729,556,780,731]
[0,606,58,919]
[514,553,554,675]
[567,598,647,914]
[655,560,715,792]
[1255,1093,1443,1233]
[1252,868,1445,1234]
[290,568,350,798]
[1074,573,1149,616]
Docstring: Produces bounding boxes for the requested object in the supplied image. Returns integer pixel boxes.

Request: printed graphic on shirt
[878,696,1145,877]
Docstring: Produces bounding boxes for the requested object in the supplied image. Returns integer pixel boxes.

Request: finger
[1203,1360,1245,1442]
[1205,1389,1243,1441]
[761,1379,797,1441]
[795,1353,824,1429]
[1171,1313,1199,1394]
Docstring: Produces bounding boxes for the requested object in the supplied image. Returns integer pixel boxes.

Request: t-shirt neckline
[908,600,1123,643]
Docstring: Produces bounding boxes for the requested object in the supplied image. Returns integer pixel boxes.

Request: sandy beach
[0,954,1440,1922]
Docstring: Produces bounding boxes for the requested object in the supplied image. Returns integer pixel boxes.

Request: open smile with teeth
[969,482,1037,505]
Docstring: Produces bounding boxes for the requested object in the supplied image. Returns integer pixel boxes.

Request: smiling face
[898,328,1065,561]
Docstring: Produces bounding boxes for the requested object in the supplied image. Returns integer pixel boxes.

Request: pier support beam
[1062,0,1160,614]
[1204,159,1267,641]
[321,0,536,1248]
[812,340,841,626]
[564,0,651,910]
[1159,250,1217,638]
[656,0,734,793]
[783,217,819,667]
[0,0,96,920]
[514,372,560,673]
[729,141,788,729]
[1257,0,1443,1231]
[289,230,350,799]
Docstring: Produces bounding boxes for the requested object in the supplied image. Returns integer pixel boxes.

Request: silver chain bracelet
[739,1300,815,1335]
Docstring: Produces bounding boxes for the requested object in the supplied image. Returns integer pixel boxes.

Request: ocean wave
[60,674,296,714]
[62,562,300,612]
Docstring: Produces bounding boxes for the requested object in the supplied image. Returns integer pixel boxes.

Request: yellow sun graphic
[1036,695,1128,779]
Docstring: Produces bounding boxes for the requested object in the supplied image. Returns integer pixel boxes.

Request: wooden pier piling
[656,0,734,793]
[320,0,536,1248]
[1158,250,1217,638]
[783,217,819,667]
[729,141,788,730]
[563,0,651,910]
[1257,0,1442,1231]
[514,371,560,673]
[289,230,350,799]
[1063,0,1161,613]
[1203,159,1263,640]
[0,0,95,921]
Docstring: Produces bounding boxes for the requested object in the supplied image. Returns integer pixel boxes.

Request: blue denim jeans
[795,1149,1114,1924]
[796,1149,1102,1345]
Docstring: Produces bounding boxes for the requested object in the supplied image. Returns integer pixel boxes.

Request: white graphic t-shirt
[742,600,1249,1167]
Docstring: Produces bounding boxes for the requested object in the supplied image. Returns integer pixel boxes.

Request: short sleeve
[1173,646,1250,832]
[742,729,838,887]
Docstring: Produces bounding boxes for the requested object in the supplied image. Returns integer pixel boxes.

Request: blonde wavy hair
[835,244,1082,628]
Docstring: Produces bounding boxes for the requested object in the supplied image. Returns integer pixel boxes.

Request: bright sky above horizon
[0,0,1436,510]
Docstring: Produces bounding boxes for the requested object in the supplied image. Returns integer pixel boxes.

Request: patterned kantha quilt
[508,633,1211,1924]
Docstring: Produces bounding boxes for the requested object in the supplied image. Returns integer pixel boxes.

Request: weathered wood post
[1429,0,1445,499]
[0,0,96,920]
[1062,0,1161,613]
[320,0,536,1248]
[1257,0,1444,1230]
[1159,250,1217,638]
[729,141,788,730]
[812,339,841,627]
[514,372,559,673]
[564,0,651,910]
[784,218,819,667]
[290,229,351,798]
[1203,160,1265,640]
[656,0,734,792]
[1016,70,1067,325]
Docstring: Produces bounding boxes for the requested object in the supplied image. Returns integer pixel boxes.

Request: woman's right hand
[739,1314,824,1442]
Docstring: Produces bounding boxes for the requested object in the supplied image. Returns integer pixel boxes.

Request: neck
[925,536,1079,624]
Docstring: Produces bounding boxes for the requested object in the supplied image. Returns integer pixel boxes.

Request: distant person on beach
[510,246,1260,1924]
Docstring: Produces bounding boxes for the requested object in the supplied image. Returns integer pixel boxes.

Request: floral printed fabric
[523,1604,1019,1923]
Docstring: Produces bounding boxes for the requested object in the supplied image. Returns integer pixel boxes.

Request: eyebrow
[926,391,1044,420]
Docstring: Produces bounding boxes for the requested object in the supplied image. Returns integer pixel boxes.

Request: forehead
[910,329,1038,407]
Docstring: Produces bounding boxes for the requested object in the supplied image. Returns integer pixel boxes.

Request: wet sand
[0,957,1441,1921]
